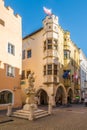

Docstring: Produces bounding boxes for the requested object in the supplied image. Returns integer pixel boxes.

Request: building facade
[80,49,87,101]
[0,0,22,110]
[22,15,80,106]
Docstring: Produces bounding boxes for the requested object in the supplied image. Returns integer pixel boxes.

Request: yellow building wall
[22,15,80,105]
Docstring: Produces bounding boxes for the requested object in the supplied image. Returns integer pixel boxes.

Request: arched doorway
[55,85,66,105]
[67,88,73,104]
[0,90,13,105]
[36,89,48,105]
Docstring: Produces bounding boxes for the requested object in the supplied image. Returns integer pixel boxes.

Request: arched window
[0,90,13,104]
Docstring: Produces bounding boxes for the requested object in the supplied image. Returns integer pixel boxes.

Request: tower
[43,15,59,85]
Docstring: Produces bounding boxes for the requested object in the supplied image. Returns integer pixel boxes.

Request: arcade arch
[55,84,67,105]
[67,88,74,103]
[0,89,13,105]
[36,89,48,105]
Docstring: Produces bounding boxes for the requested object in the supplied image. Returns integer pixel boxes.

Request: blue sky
[5,0,87,56]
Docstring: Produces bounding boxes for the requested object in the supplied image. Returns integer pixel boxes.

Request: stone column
[49,95,56,106]
[48,102,52,114]
[7,104,12,116]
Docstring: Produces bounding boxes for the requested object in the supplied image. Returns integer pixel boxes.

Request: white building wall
[80,49,87,99]
[0,0,22,73]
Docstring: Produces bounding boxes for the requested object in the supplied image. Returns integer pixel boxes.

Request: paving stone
[0,104,87,130]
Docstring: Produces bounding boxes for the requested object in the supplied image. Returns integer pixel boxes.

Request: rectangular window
[47,64,52,75]
[27,50,31,58]
[48,39,52,43]
[44,41,46,51]
[8,43,15,55]
[64,50,70,59]
[22,50,25,59]
[7,65,15,77]
[44,65,46,75]
[21,70,25,79]
[54,64,58,75]
[48,45,52,49]
[47,39,52,49]
[0,19,5,26]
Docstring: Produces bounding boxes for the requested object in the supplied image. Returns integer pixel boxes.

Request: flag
[43,6,52,16]
[73,72,78,80]
[63,70,70,79]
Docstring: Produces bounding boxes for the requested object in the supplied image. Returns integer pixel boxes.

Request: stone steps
[12,109,49,120]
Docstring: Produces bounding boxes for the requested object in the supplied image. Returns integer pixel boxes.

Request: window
[64,50,70,59]
[47,64,52,75]
[27,50,31,58]
[49,26,51,29]
[7,65,15,77]
[48,44,52,49]
[54,64,58,75]
[44,64,58,75]
[47,39,52,49]
[48,39,52,43]
[21,70,25,79]
[44,41,46,51]
[8,43,15,55]
[44,65,46,75]
[22,50,25,59]
[0,19,5,26]
[0,91,12,104]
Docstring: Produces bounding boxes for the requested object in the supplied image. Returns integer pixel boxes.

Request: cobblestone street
[0,104,87,130]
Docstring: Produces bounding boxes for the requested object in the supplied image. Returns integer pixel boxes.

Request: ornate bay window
[43,38,58,51]
[44,64,58,76]
[43,64,59,84]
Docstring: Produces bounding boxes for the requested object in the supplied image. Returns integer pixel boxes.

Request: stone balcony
[43,75,59,85]
[44,50,59,58]
[63,79,71,87]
